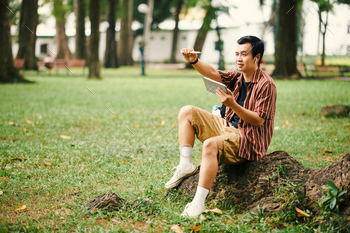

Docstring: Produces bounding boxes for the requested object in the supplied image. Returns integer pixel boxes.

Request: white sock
[192,186,209,206]
[179,146,192,170]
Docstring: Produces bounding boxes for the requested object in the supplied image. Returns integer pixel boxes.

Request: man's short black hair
[237,36,264,67]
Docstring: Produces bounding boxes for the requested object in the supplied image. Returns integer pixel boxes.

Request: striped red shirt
[218,68,277,161]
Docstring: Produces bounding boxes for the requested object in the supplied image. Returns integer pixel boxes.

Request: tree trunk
[55,20,73,60]
[16,0,38,70]
[0,0,30,83]
[143,0,154,63]
[89,0,101,79]
[117,0,133,66]
[104,0,118,68]
[272,0,300,79]
[170,0,183,63]
[177,151,350,219]
[321,10,329,67]
[185,5,215,69]
[74,0,86,60]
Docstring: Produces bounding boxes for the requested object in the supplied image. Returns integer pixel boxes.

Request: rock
[320,105,350,117]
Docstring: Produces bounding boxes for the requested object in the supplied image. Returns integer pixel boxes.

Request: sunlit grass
[1,67,349,232]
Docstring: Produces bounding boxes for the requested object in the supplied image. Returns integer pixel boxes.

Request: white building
[11,0,350,64]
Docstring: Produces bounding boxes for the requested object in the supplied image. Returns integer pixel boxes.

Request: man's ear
[254,54,261,64]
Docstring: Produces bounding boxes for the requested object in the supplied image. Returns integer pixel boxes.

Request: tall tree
[0,0,30,83]
[118,0,133,66]
[312,0,332,66]
[16,0,38,70]
[89,0,101,79]
[52,0,73,59]
[185,4,216,69]
[272,0,301,79]
[170,0,183,63]
[74,0,86,60]
[104,0,118,68]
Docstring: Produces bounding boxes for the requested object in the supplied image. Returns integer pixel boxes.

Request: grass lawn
[1,67,349,232]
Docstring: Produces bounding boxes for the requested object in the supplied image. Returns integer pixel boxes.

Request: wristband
[190,57,199,65]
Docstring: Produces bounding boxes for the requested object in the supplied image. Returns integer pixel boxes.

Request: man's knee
[202,138,218,156]
[178,105,194,121]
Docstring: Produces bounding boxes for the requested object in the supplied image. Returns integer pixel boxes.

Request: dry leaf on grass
[295,206,310,217]
[189,225,201,232]
[119,160,127,164]
[60,135,72,140]
[205,208,223,214]
[44,162,52,166]
[135,124,140,128]
[8,122,14,125]
[0,190,3,195]
[200,214,206,221]
[0,177,9,181]
[16,205,27,211]
[12,157,26,161]
[161,120,165,126]
[324,149,332,154]
[170,224,184,233]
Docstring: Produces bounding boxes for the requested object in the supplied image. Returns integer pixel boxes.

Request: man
[165,36,277,218]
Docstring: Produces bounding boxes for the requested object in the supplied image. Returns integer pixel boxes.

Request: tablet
[203,77,227,94]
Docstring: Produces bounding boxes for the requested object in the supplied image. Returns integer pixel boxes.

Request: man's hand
[216,87,236,108]
[181,48,197,63]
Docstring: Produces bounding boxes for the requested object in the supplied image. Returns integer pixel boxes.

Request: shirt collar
[251,68,262,83]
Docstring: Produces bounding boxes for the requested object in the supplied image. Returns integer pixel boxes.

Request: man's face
[235,43,257,72]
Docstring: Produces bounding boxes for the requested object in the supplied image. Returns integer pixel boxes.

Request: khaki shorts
[191,107,246,165]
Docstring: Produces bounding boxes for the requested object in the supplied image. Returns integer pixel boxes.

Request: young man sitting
[165,36,277,218]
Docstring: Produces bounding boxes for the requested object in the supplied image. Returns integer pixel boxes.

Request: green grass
[1,67,350,232]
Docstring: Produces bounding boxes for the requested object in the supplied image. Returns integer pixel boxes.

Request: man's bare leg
[198,138,218,190]
[177,105,195,147]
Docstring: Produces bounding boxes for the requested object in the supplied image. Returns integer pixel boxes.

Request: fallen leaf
[295,206,310,217]
[111,218,119,223]
[44,162,52,166]
[157,136,162,139]
[60,135,72,140]
[23,128,28,132]
[161,120,165,126]
[170,224,184,233]
[316,127,322,130]
[135,124,140,128]
[0,177,9,181]
[44,146,48,149]
[312,108,315,111]
[8,122,14,125]
[119,160,127,164]
[189,225,201,232]
[324,149,332,154]
[172,122,176,127]
[113,115,119,119]
[274,126,280,130]
[16,205,27,211]
[205,208,223,214]
[26,120,35,126]
[200,214,206,221]
[321,116,326,120]
[12,157,26,161]
[285,120,291,126]
[0,190,3,195]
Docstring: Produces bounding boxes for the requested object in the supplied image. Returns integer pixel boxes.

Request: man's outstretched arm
[181,48,222,83]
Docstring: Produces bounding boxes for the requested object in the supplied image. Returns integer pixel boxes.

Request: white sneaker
[180,202,206,218]
[165,164,198,189]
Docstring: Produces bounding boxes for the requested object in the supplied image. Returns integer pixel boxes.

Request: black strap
[220,72,241,118]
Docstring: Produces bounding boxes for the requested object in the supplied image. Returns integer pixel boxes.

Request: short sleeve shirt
[218,68,277,161]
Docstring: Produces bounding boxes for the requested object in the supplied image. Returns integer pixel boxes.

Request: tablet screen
[203,77,227,94]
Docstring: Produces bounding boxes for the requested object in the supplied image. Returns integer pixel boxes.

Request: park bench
[67,59,86,75]
[339,66,350,76]
[315,65,340,77]
[55,59,68,75]
[297,63,310,77]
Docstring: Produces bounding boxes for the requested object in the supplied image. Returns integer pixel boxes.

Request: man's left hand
[216,88,236,108]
